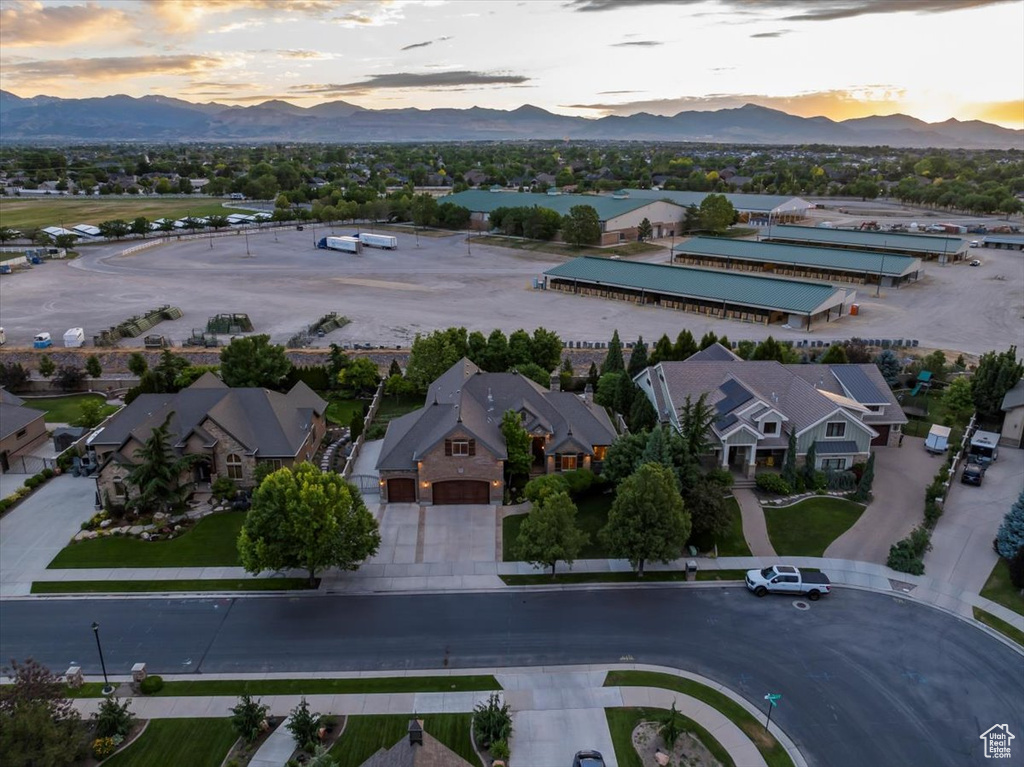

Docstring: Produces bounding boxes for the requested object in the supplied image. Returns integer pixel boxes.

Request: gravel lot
[0,219,1020,357]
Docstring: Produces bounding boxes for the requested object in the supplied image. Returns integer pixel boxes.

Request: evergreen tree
[672,330,698,361]
[587,362,600,390]
[649,334,674,365]
[751,336,786,362]
[781,431,798,488]
[388,359,402,378]
[699,331,718,350]
[995,491,1024,560]
[818,345,848,364]
[803,443,817,488]
[972,346,1023,422]
[613,371,635,415]
[627,336,648,378]
[500,409,533,486]
[602,329,625,375]
[629,393,658,432]
[38,355,56,379]
[125,413,203,514]
[853,452,875,501]
[875,350,902,388]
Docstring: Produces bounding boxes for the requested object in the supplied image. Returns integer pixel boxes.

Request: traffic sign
[765,693,782,707]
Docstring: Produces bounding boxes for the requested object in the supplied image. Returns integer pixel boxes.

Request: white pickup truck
[745,565,831,601]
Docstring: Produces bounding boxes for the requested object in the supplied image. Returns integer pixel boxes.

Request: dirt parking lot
[0,222,1020,356]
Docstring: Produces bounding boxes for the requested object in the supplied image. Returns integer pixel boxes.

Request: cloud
[966,100,1024,129]
[0,1,133,47]
[401,40,434,50]
[750,30,790,38]
[146,0,336,34]
[276,49,337,60]
[612,40,663,46]
[570,0,1015,22]
[598,90,646,95]
[564,87,912,121]
[290,70,531,95]
[5,54,225,83]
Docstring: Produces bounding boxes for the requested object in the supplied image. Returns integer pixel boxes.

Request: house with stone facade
[90,373,326,507]
[376,358,617,505]
[634,344,905,477]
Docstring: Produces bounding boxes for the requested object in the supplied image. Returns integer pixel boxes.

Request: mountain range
[1,90,1019,149]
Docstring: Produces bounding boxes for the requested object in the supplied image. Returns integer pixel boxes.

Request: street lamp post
[876,241,887,298]
[466,228,471,255]
[244,228,252,257]
[91,622,114,696]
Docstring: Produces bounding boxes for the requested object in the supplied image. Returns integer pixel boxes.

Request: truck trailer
[317,236,362,254]
[63,327,85,348]
[357,233,398,250]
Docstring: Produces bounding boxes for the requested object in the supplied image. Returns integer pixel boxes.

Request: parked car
[961,461,985,486]
[970,259,981,267]
[745,565,831,601]
[969,240,981,247]
[572,751,606,767]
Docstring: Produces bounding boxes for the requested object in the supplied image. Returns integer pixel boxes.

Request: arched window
[226,453,243,480]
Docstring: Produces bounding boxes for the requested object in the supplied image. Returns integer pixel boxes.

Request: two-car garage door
[431,480,490,505]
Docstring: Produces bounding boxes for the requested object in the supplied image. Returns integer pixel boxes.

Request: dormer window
[762,421,778,435]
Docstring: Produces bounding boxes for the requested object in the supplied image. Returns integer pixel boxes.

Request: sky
[1,0,1022,129]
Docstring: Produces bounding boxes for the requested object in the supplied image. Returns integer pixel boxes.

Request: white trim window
[560,454,578,472]
[226,453,243,480]
[452,440,470,457]
[762,421,779,436]
[821,458,847,470]
[825,422,846,438]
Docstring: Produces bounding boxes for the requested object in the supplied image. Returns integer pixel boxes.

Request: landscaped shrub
[825,470,857,492]
[92,736,118,760]
[755,473,791,495]
[23,476,40,490]
[231,694,269,743]
[0,499,10,514]
[93,696,133,738]
[523,474,570,505]
[705,467,733,488]
[490,739,511,760]
[211,476,237,504]
[887,525,932,575]
[41,468,55,479]
[139,675,164,694]
[562,468,595,496]
[473,693,513,750]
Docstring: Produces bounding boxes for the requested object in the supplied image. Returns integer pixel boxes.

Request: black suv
[573,751,605,767]
[961,461,985,486]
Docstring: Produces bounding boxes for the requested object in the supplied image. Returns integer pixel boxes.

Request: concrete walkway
[733,488,776,557]
[825,438,938,563]
[69,665,787,767]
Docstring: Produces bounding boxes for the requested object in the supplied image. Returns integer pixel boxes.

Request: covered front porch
[716,444,788,479]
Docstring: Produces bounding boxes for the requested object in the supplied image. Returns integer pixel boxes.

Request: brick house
[376,358,617,505]
[634,344,906,478]
[90,373,326,507]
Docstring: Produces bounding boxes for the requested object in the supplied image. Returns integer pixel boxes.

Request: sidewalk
[732,489,776,557]
[68,664,791,767]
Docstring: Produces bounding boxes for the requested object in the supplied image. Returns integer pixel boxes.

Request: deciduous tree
[514,491,589,576]
[0,659,86,767]
[602,462,691,576]
[501,409,533,486]
[220,334,292,389]
[698,193,737,233]
[238,463,381,586]
[85,355,102,379]
[561,204,601,247]
[972,346,1023,422]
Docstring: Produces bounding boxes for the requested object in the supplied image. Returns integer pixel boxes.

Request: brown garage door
[871,424,890,447]
[432,480,490,505]
[387,478,416,503]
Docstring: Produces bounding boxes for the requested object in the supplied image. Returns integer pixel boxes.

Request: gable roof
[360,730,474,767]
[0,388,26,406]
[1002,378,1024,411]
[0,401,45,440]
[90,379,326,459]
[376,358,617,472]
[687,343,741,362]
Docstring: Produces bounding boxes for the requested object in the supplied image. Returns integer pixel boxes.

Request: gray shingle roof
[0,402,45,440]
[768,225,965,256]
[0,388,26,406]
[687,343,741,362]
[90,379,326,459]
[545,257,846,315]
[787,363,905,423]
[674,236,922,278]
[376,358,617,472]
[1002,379,1024,411]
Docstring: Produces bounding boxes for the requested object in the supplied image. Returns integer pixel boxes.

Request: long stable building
[672,236,923,287]
[765,225,968,263]
[543,257,853,330]
[616,189,813,224]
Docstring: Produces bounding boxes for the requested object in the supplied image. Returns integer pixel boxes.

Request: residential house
[376,358,617,505]
[359,719,474,767]
[0,388,48,473]
[90,373,327,506]
[1000,378,1024,447]
[634,344,905,477]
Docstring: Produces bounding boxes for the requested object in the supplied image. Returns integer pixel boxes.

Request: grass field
[47,511,245,569]
[503,492,615,562]
[31,578,314,594]
[329,714,481,767]
[22,393,119,424]
[980,558,1024,617]
[688,496,752,557]
[973,607,1024,648]
[0,198,238,232]
[103,718,237,767]
[605,671,793,767]
[326,398,367,426]
[605,707,735,767]
[764,497,865,557]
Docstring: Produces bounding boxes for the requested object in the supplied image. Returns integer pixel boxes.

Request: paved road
[2,588,1021,767]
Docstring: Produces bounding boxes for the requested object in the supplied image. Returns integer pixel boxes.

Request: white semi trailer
[317,236,362,253]
[358,233,398,250]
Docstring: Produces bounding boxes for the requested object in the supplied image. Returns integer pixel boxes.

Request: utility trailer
[317,236,362,253]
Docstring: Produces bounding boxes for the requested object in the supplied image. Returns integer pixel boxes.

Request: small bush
[562,468,595,496]
[473,692,513,749]
[92,736,118,760]
[286,698,321,752]
[211,476,237,504]
[23,476,40,490]
[490,739,511,760]
[41,468,55,479]
[93,696,133,739]
[523,474,570,505]
[755,473,791,495]
[139,675,164,694]
[705,467,733,488]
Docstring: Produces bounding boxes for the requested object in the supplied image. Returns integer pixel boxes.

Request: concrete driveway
[0,475,97,596]
[925,446,1024,592]
[369,504,499,567]
[824,436,941,563]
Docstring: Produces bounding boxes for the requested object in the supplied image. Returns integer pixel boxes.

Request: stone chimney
[550,373,560,392]
[408,718,423,746]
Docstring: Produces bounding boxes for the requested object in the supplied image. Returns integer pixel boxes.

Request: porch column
[720,447,730,469]
[747,447,757,479]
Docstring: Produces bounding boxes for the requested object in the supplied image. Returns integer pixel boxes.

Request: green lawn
[326,398,367,427]
[103,718,237,767]
[503,492,615,562]
[973,607,1024,648]
[606,707,735,767]
[329,714,480,767]
[764,497,865,557]
[605,671,793,767]
[687,496,752,557]
[0,198,238,232]
[980,558,1024,616]
[22,393,119,424]
[31,578,314,594]
[47,511,245,569]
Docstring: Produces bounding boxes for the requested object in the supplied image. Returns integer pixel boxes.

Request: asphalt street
[2,587,1021,767]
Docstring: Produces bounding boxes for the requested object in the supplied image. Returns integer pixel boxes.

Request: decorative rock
[99,519,112,529]
[173,525,182,532]
[128,526,145,535]
[153,512,168,521]
[141,532,150,540]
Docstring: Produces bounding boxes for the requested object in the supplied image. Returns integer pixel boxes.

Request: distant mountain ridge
[0,90,1019,148]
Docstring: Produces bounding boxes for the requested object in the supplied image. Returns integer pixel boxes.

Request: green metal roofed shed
[672,236,923,286]
[442,189,661,220]
[544,257,851,329]
[766,225,968,262]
